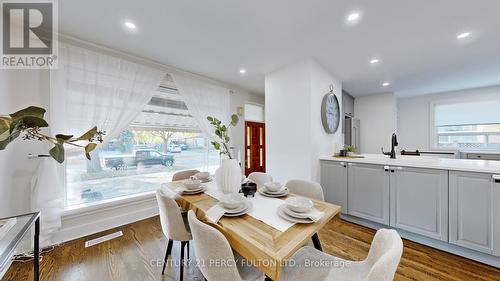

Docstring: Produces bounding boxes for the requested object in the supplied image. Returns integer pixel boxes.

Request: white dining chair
[281,228,403,281]
[155,189,192,280]
[187,211,264,281]
[285,179,325,201]
[248,172,273,188]
[285,179,325,250]
[172,169,200,181]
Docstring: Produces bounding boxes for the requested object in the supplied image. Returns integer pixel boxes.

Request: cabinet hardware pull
[384,165,390,172]
[493,175,500,183]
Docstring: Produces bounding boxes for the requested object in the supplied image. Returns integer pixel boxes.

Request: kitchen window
[432,99,500,150]
[65,83,219,206]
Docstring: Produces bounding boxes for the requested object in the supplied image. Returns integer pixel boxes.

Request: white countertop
[320,154,500,174]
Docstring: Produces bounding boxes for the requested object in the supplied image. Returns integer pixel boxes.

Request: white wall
[229,90,264,169]
[309,60,343,181]
[397,84,500,150]
[0,70,49,217]
[355,92,397,154]
[265,59,342,182]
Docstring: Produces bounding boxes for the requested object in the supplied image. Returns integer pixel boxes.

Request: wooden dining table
[163,181,341,281]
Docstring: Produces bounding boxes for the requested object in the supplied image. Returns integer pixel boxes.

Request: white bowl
[183,179,202,190]
[264,182,283,192]
[195,172,210,180]
[220,193,246,209]
[285,197,313,213]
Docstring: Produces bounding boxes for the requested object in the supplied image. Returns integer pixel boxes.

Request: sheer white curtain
[31,43,166,246]
[172,74,230,139]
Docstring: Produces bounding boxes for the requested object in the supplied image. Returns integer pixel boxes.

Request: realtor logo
[1,0,58,69]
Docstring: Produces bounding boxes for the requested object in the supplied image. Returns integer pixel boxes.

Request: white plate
[258,188,289,198]
[283,206,315,219]
[181,185,207,195]
[220,201,248,214]
[262,186,288,195]
[224,201,253,217]
[277,205,314,224]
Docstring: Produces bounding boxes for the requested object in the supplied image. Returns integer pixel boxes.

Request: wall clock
[321,86,340,134]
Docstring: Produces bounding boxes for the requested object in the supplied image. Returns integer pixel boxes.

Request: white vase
[216,158,242,194]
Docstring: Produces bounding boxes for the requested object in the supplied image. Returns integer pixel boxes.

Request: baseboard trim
[340,214,500,268]
[52,194,158,245]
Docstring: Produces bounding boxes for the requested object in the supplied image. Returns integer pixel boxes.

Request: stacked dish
[178,179,206,195]
[258,182,289,197]
[192,172,213,183]
[219,194,253,217]
[277,197,323,224]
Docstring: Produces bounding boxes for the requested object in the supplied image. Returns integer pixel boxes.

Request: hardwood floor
[2,216,499,281]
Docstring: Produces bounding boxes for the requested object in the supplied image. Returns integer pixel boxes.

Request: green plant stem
[35,132,86,148]
[222,142,232,159]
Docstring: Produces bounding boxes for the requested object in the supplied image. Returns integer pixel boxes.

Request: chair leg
[312,233,323,251]
[187,241,190,260]
[180,241,187,281]
[162,239,173,275]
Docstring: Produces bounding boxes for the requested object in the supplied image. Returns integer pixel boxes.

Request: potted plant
[207,114,240,194]
[344,145,358,157]
[0,106,104,163]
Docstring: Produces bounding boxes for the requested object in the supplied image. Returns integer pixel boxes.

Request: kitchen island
[320,154,500,267]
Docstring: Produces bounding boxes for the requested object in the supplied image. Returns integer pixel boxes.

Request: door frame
[244,121,266,176]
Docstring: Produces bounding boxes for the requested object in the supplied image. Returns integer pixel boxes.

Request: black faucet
[381,133,398,159]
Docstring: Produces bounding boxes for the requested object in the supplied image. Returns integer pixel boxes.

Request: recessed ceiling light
[347,12,360,22]
[456,32,471,39]
[382,82,390,87]
[239,69,246,74]
[124,21,137,30]
[370,58,380,64]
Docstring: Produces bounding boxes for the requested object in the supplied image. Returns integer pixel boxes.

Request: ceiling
[59,0,500,97]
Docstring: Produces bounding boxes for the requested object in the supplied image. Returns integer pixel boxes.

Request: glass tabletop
[0,212,40,272]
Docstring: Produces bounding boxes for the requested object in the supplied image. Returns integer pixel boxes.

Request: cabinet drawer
[466,153,500,161]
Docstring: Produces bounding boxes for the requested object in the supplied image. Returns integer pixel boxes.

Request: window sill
[62,190,157,219]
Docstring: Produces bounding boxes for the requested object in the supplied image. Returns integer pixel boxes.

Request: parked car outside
[179,143,188,150]
[168,144,182,153]
[103,149,175,170]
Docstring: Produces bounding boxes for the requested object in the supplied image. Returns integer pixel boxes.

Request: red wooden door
[244,121,266,176]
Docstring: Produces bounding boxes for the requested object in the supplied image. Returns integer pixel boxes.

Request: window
[433,99,500,150]
[65,78,220,206]
[244,103,265,122]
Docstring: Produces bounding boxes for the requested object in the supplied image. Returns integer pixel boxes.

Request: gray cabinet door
[348,163,390,224]
[342,90,354,117]
[390,167,449,241]
[320,161,348,214]
[449,171,494,254]
[493,177,500,257]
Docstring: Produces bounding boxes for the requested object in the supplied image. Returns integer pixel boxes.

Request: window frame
[62,88,219,208]
[429,94,500,150]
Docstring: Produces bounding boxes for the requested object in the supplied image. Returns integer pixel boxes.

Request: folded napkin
[306,208,325,222]
[160,184,181,199]
[205,204,226,223]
